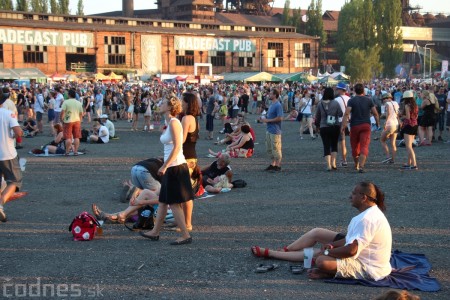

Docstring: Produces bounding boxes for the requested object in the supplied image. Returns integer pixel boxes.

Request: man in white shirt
[34,88,46,134]
[334,83,350,167]
[100,114,116,138]
[54,87,65,124]
[0,100,23,222]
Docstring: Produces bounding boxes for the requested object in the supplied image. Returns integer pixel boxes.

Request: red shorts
[63,121,82,140]
[350,123,371,158]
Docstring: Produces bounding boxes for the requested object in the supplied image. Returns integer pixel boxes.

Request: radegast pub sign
[175,36,256,52]
[0,29,94,47]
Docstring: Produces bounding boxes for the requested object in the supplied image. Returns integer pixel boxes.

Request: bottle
[44,147,49,156]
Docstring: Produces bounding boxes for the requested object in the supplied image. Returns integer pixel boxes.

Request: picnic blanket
[29,151,85,157]
[326,250,441,292]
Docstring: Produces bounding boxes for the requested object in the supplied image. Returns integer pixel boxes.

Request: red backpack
[68,212,101,241]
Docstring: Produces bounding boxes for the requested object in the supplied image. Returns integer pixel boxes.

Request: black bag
[296,112,303,122]
[231,179,247,188]
[125,205,155,231]
[139,102,148,114]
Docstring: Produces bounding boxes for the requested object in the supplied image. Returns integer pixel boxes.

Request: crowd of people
[0,76,447,297]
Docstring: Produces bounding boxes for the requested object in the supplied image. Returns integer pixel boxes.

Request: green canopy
[318,76,339,85]
[275,72,307,83]
[0,69,19,80]
[220,72,282,82]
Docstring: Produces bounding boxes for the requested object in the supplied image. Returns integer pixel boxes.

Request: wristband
[325,244,334,250]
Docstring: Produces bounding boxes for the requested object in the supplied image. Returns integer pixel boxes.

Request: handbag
[125,205,155,231]
[321,102,337,126]
[296,99,310,122]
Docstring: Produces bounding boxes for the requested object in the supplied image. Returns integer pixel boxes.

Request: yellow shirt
[61,98,83,123]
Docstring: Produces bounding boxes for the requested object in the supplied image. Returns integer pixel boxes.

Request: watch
[324,249,330,256]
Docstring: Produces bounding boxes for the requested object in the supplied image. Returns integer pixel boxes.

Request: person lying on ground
[44,123,69,154]
[283,108,299,121]
[204,174,233,193]
[251,181,392,282]
[209,124,254,158]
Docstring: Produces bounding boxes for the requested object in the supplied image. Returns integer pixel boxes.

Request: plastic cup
[303,247,314,269]
[19,158,27,172]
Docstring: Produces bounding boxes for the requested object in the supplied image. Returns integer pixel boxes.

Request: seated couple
[201,154,233,193]
[251,181,392,282]
[209,124,254,158]
[92,158,202,229]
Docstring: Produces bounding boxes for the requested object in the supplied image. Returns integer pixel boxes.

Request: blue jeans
[130,165,161,192]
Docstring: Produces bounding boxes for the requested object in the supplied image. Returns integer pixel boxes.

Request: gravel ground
[0,113,448,299]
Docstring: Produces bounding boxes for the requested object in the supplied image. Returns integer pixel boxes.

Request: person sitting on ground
[202,154,233,193]
[99,114,116,139]
[209,124,254,158]
[215,121,256,145]
[88,120,109,144]
[23,117,38,137]
[44,124,68,154]
[251,181,392,282]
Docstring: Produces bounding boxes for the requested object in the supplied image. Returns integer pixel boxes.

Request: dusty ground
[0,113,449,299]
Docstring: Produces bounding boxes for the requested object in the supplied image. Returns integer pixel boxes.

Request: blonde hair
[167,96,182,116]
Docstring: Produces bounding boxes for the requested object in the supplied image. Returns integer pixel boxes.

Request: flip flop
[290,265,305,275]
[255,263,279,273]
[251,246,270,258]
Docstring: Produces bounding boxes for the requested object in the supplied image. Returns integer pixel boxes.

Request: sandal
[251,246,270,258]
[255,263,279,273]
[91,204,104,220]
[105,213,126,224]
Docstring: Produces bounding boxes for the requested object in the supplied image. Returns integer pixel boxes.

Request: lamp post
[423,43,435,79]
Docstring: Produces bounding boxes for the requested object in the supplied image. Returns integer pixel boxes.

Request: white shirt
[345,206,392,281]
[300,97,313,114]
[335,94,350,122]
[104,119,115,137]
[55,93,64,112]
[0,107,19,160]
[384,101,399,128]
[160,118,186,167]
[98,125,109,143]
[34,94,45,114]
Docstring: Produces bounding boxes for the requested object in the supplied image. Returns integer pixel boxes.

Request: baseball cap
[402,90,414,99]
[100,114,108,119]
[336,82,347,90]
[382,93,393,100]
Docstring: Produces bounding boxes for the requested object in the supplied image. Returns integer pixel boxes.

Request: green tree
[58,0,68,14]
[281,0,290,26]
[30,0,48,13]
[15,0,28,11]
[0,0,14,10]
[345,47,383,82]
[305,0,327,49]
[291,6,302,33]
[49,0,59,13]
[337,0,380,79]
[76,0,83,16]
[373,0,403,77]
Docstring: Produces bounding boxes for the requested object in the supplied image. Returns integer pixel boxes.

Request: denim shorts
[130,165,161,193]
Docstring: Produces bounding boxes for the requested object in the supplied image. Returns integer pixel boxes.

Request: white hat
[100,114,108,119]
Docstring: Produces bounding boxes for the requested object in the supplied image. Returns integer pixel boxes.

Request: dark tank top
[183,118,199,159]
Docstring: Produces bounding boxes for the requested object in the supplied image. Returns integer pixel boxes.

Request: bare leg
[404,134,417,166]
[358,154,367,169]
[170,204,190,241]
[65,139,73,154]
[325,155,331,170]
[389,133,397,162]
[331,152,337,168]
[73,138,80,153]
[380,131,389,157]
[340,138,347,163]
[182,200,193,229]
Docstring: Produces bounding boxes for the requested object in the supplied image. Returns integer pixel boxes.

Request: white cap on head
[100,114,108,119]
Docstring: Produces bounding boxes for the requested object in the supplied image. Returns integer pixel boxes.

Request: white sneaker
[0,209,7,222]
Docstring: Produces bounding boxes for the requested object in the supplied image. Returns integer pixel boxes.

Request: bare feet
[307,268,333,279]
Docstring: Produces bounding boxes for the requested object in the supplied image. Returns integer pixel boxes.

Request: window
[0,44,3,63]
[23,45,47,63]
[208,51,225,66]
[294,43,311,68]
[176,50,194,66]
[238,52,255,67]
[65,46,86,54]
[267,42,283,68]
[104,36,126,65]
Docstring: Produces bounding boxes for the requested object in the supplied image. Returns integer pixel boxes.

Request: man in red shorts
[341,83,379,173]
[60,89,83,155]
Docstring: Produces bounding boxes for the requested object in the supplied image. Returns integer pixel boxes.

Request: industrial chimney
[123,0,134,18]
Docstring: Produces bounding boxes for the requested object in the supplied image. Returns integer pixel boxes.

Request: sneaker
[0,209,6,222]
[272,166,282,172]
[340,161,348,167]
[221,188,231,193]
[265,165,275,171]
[381,157,392,164]
[358,168,365,173]
[15,145,24,149]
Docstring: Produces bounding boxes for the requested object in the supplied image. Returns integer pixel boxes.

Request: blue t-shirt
[348,96,374,127]
[266,101,283,135]
[394,91,402,104]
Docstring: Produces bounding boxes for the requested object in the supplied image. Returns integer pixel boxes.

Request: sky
[71,0,450,15]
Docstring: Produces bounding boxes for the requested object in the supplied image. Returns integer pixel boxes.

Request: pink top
[402,105,418,127]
